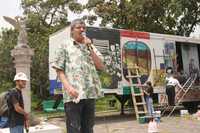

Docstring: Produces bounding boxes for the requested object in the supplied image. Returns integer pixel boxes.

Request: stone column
[11,47,34,113]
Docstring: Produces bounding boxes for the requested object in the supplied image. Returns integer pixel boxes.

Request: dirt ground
[48,112,200,133]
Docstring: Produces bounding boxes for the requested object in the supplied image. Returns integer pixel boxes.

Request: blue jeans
[145,96,154,116]
[0,116,8,128]
[64,99,95,133]
[10,125,24,133]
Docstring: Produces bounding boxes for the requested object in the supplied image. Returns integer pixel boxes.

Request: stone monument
[4,16,34,113]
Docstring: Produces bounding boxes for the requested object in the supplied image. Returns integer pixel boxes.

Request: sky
[0,0,23,28]
[0,0,93,29]
[0,0,200,37]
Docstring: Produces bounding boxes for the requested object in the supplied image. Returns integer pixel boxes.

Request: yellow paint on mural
[152,69,166,86]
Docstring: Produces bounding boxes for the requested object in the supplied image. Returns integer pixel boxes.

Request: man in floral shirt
[52,19,105,133]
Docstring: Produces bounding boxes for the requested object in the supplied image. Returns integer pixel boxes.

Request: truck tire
[182,102,198,114]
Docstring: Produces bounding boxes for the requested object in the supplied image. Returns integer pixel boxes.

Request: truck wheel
[182,102,198,114]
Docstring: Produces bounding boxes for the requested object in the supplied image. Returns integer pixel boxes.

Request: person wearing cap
[7,72,29,133]
[52,19,105,133]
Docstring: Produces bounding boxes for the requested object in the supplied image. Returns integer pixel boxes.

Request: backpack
[0,89,16,116]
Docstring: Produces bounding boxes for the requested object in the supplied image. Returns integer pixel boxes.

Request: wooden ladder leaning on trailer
[162,74,197,117]
[126,64,148,120]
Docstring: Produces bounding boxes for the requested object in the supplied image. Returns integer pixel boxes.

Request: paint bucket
[138,116,146,124]
[153,111,161,123]
[180,110,189,116]
[154,111,161,117]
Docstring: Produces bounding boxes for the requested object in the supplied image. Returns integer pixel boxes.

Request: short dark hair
[70,19,85,31]
[166,66,173,74]
[146,81,152,86]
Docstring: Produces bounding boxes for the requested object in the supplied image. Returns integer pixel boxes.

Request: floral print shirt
[52,38,103,103]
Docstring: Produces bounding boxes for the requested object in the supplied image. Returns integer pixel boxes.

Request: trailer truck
[49,26,200,114]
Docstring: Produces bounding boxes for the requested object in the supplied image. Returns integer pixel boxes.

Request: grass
[32,95,122,119]
[96,96,121,112]
[33,110,64,118]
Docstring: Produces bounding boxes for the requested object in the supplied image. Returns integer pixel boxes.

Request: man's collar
[70,38,84,45]
[15,87,22,91]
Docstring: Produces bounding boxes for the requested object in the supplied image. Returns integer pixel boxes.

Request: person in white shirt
[166,75,183,106]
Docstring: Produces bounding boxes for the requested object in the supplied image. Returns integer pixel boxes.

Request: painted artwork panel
[181,44,199,76]
[120,30,151,84]
[87,27,121,89]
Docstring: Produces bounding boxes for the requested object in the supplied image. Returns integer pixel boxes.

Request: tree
[85,0,176,34]
[0,0,84,99]
[85,0,200,36]
[21,0,83,28]
[174,0,200,36]
[0,29,17,93]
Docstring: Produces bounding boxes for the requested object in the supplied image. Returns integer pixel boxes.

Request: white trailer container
[49,26,200,113]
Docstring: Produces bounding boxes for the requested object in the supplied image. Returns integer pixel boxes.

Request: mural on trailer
[153,41,176,86]
[181,44,200,77]
[120,30,151,84]
[164,42,177,70]
[49,27,187,94]
[122,41,151,83]
[49,26,200,95]
[86,27,122,89]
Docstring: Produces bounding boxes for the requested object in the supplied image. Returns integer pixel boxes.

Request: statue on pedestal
[3,16,29,48]
[4,16,34,114]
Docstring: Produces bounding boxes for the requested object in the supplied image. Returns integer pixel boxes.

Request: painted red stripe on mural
[120,30,150,39]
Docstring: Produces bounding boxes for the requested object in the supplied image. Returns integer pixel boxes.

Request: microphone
[81,32,93,51]
[81,32,86,37]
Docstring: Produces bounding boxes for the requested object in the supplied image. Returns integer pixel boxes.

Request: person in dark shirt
[7,72,29,133]
[143,81,154,116]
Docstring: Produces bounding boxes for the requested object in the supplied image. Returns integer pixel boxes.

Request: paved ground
[48,113,200,133]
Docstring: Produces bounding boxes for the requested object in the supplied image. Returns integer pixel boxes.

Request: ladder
[126,65,147,120]
[162,74,197,117]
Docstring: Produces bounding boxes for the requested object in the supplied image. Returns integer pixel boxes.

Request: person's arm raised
[84,37,105,70]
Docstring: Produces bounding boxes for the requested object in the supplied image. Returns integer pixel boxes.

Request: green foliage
[21,0,82,27]
[0,0,82,100]
[174,0,200,36]
[85,0,175,34]
[96,96,120,112]
[20,0,83,100]
[0,29,17,93]
[99,71,112,88]
[31,92,43,110]
[85,0,200,36]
